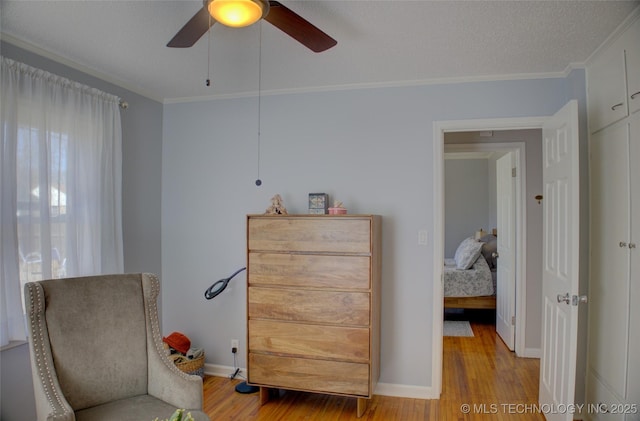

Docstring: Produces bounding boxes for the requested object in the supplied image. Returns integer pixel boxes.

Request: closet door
[587,37,627,132]
[624,19,640,116]
[588,121,630,399]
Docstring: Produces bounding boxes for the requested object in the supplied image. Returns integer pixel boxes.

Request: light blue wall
[444,158,490,257]
[162,74,585,389]
[0,342,35,421]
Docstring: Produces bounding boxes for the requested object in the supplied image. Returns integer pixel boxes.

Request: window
[1,57,123,346]
[16,126,69,310]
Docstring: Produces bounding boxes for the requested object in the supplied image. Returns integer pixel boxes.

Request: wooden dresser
[246,214,381,417]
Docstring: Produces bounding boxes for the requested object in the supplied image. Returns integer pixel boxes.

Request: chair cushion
[74,394,210,421]
[42,274,148,410]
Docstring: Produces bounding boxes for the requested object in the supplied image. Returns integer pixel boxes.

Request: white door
[496,152,516,350]
[539,100,581,421]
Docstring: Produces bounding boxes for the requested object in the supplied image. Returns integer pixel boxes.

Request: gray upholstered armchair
[24,273,210,421]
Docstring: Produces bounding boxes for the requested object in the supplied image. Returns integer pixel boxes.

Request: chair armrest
[25,283,76,421]
[142,274,204,410]
[147,341,204,409]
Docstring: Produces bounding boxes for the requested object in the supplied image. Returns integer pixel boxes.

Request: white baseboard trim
[374,382,437,399]
[205,364,438,400]
[518,347,541,359]
[204,363,246,379]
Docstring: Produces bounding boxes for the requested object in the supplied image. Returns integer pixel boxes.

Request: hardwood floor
[202,315,543,420]
[440,311,545,420]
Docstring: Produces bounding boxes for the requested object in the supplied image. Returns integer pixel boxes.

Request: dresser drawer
[249,319,370,362]
[248,252,370,289]
[249,287,370,326]
[249,353,370,397]
[248,217,371,253]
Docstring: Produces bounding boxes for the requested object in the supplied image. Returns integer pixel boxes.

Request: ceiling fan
[167,0,337,53]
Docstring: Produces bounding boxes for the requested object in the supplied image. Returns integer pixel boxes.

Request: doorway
[443,139,526,350]
[432,103,582,421]
[431,116,548,398]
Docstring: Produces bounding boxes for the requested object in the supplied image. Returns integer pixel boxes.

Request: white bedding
[443,254,494,297]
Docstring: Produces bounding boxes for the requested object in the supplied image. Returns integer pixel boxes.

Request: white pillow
[454,237,484,270]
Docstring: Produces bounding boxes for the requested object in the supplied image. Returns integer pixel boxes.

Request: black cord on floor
[230,350,246,381]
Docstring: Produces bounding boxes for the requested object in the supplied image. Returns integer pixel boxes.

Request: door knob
[572,295,588,306]
[557,293,570,304]
[492,252,499,258]
[629,243,637,249]
[620,242,628,248]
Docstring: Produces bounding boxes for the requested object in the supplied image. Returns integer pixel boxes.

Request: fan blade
[167,7,215,48]
[265,1,337,52]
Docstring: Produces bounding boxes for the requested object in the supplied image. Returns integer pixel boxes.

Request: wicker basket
[164,343,205,378]
[174,353,205,378]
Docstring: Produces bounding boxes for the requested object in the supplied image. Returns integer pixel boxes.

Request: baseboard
[204,363,245,379]
[204,364,437,400]
[518,347,541,358]
[374,382,437,399]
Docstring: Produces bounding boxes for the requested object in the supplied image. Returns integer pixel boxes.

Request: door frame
[445,142,525,352]
[432,116,547,397]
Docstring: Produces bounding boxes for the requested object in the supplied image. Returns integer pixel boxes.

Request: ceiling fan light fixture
[208,0,268,28]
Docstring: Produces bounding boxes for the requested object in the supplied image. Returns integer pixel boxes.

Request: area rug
[443,320,474,337]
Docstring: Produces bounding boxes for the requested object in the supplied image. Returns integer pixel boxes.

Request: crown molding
[164,69,577,104]
[584,4,640,67]
[2,31,589,106]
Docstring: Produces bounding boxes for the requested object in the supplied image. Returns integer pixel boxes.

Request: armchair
[24,273,210,421]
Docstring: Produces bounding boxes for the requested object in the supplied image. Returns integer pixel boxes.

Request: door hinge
[512,167,517,177]
[511,316,516,325]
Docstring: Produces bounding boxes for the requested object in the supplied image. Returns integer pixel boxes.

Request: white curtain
[1,57,123,346]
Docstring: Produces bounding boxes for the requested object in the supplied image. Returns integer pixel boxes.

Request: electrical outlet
[231,339,239,353]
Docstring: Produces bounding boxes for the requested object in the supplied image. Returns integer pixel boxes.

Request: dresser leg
[259,387,271,406]
[356,398,368,417]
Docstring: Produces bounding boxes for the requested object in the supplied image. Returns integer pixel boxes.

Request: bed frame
[444,295,496,309]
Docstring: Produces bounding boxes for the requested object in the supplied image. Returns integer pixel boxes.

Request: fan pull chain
[206,13,212,86]
[255,22,263,187]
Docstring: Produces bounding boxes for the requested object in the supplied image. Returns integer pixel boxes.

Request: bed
[444,235,497,309]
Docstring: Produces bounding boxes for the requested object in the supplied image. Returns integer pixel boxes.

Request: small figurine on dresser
[265,194,288,215]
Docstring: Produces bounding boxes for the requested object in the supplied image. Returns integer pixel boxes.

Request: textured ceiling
[2,1,638,102]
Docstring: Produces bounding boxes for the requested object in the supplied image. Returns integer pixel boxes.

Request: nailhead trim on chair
[27,282,73,418]
[145,274,194,380]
